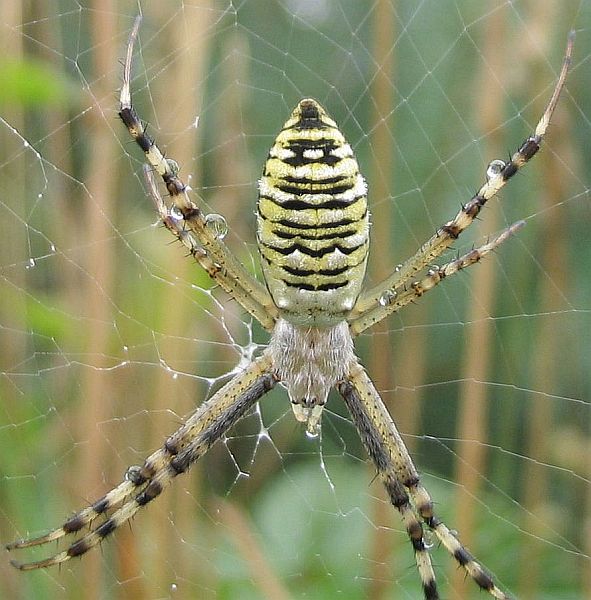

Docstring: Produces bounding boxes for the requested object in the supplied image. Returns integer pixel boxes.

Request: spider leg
[349,220,524,335]
[119,16,278,330]
[338,364,510,600]
[7,355,276,570]
[143,166,276,327]
[350,32,573,326]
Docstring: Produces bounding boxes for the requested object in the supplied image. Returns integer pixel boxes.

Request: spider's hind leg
[119,16,277,330]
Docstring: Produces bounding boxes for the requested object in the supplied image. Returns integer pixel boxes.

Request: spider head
[290,396,325,437]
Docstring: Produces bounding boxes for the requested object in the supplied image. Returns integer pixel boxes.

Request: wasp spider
[7,17,574,600]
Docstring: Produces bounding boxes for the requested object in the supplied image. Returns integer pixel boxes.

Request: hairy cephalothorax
[267,319,356,434]
[7,16,574,600]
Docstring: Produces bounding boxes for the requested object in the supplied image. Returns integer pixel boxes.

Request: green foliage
[0,59,76,107]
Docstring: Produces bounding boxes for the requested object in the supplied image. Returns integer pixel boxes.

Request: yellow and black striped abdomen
[257,99,370,325]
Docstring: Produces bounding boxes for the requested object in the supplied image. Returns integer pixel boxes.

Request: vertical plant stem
[74,2,119,597]
[367,1,398,597]
[518,2,568,596]
[451,8,506,598]
[0,2,25,594]
[145,2,215,591]
[218,500,292,600]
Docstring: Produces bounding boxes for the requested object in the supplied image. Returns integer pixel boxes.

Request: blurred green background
[1,1,590,599]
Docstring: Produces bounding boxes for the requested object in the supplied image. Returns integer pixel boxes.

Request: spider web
[1,1,590,599]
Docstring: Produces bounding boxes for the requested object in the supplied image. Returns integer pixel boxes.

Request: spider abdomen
[257,99,370,325]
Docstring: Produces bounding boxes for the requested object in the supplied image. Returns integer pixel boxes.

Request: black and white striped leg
[350,32,573,331]
[339,364,510,599]
[7,356,276,570]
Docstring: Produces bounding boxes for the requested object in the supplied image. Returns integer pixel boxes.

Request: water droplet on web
[170,582,178,593]
[305,429,319,440]
[26,257,36,269]
[486,159,505,180]
[378,289,397,306]
[394,263,403,272]
[423,529,435,550]
[172,372,179,380]
[166,159,180,176]
[124,465,143,484]
[205,213,228,240]
[170,205,183,221]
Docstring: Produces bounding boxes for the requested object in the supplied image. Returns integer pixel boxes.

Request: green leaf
[0,59,74,107]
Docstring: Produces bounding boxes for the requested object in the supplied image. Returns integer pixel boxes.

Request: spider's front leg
[119,16,278,330]
[338,364,510,600]
[7,356,276,570]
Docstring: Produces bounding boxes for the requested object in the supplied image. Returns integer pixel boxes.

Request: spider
[7,17,574,600]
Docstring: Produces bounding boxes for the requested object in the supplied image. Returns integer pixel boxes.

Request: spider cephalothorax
[7,16,574,600]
